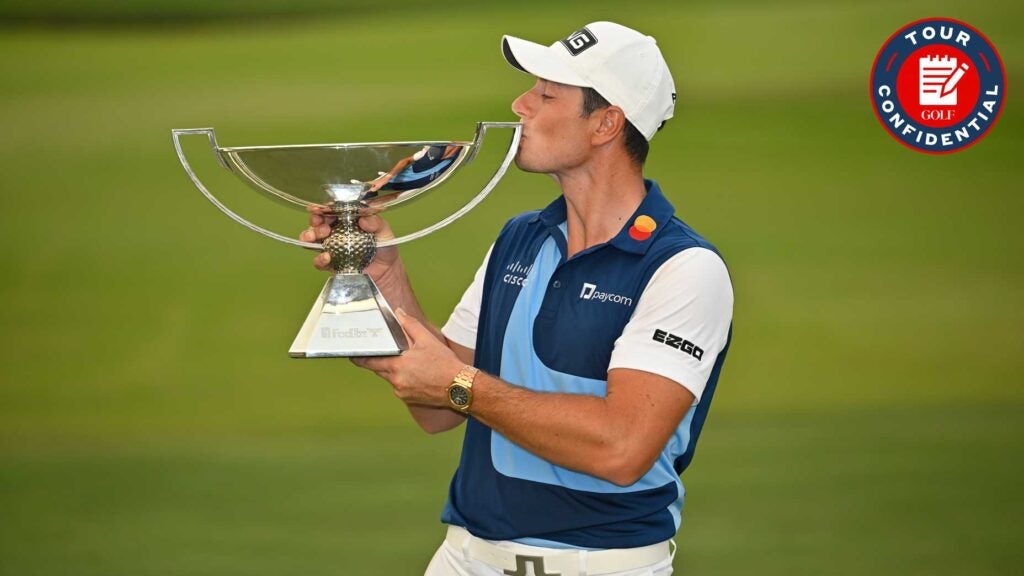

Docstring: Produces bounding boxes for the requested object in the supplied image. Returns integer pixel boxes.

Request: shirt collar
[530,179,676,255]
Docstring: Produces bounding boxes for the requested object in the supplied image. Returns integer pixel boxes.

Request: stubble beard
[513,147,550,174]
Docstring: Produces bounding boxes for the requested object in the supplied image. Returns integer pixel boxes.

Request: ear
[591,106,627,147]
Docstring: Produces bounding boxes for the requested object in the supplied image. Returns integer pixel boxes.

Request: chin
[514,154,545,174]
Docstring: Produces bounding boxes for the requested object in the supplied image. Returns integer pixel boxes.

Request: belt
[445,525,672,576]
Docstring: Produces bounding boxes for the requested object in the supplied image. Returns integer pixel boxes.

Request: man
[301,21,733,576]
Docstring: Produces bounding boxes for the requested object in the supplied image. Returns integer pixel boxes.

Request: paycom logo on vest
[579,283,633,306]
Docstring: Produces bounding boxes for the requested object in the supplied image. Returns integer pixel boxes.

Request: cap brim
[501,35,589,87]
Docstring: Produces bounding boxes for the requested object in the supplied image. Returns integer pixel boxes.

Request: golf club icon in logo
[172,122,522,357]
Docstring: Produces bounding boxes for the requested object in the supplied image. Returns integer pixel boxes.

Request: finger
[358,214,382,232]
[354,356,393,374]
[395,308,431,345]
[313,222,333,240]
[358,215,396,240]
[299,227,316,243]
[313,252,331,270]
[312,213,338,227]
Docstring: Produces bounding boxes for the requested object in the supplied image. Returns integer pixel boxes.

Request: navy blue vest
[441,180,732,548]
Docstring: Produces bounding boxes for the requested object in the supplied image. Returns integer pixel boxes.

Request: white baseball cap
[501,21,676,141]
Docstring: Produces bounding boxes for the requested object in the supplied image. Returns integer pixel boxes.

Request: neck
[553,159,646,258]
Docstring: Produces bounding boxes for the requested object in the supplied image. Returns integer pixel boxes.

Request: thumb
[395,308,430,344]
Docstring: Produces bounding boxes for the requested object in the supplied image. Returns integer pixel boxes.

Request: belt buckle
[503,554,562,576]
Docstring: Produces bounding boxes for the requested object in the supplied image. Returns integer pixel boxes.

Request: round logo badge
[870,18,1005,154]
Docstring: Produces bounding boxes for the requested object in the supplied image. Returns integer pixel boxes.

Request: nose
[511,90,531,119]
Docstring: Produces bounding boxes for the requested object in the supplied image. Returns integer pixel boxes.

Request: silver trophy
[172,122,521,358]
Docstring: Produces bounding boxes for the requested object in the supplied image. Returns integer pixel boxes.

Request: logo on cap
[869,18,1005,154]
[561,27,598,56]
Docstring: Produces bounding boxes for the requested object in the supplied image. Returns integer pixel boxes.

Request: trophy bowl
[219,140,473,208]
[172,122,522,358]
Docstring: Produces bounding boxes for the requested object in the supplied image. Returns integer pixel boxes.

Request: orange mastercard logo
[628,215,656,241]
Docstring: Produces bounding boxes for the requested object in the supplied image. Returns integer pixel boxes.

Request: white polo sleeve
[608,247,733,404]
[440,245,493,349]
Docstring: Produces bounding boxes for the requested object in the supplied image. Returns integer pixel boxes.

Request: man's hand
[299,205,412,301]
[299,206,470,434]
[352,309,465,408]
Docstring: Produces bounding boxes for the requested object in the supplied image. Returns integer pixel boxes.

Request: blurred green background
[1,0,1021,574]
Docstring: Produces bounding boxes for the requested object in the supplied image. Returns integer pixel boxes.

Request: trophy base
[289,274,409,358]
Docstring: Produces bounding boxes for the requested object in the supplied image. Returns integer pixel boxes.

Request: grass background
[1,0,1022,574]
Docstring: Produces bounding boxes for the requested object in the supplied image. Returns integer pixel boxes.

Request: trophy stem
[322,203,376,275]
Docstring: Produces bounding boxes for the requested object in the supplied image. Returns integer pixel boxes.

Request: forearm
[354,313,689,480]
[372,258,447,342]
[372,280,471,434]
[405,404,466,434]
[470,373,637,485]
[378,271,463,433]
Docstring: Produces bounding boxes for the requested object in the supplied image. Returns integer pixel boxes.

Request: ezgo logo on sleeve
[870,18,1005,154]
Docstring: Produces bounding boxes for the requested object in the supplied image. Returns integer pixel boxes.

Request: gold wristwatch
[446,365,479,413]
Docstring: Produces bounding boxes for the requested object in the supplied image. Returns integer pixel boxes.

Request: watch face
[449,385,470,407]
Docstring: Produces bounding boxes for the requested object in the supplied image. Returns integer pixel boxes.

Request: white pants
[424,527,674,576]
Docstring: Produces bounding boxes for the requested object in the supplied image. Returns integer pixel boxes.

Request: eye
[541,93,554,101]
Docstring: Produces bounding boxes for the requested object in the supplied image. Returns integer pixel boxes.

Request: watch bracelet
[454,365,479,387]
